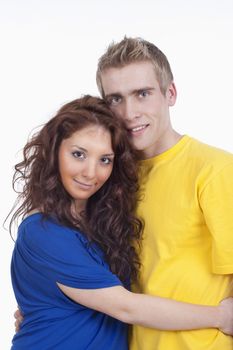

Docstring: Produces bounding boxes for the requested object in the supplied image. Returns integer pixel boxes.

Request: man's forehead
[101,62,158,96]
[102,61,154,78]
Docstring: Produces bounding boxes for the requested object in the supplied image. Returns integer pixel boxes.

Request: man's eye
[72,151,85,159]
[108,96,121,105]
[139,90,149,98]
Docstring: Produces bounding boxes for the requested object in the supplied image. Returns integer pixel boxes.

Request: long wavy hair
[9,95,143,283]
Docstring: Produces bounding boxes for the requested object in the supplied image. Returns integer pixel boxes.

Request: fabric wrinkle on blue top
[11,213,128,349]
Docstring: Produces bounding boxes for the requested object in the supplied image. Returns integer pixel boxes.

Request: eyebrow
[72,145,115,157]
[105,87,155,99]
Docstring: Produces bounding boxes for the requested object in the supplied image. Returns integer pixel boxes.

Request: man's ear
[167,82,177,106]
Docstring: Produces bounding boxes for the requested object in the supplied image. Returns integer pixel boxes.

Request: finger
[14,321,19,333]
[14,309,21,319]
[17,316,23,323]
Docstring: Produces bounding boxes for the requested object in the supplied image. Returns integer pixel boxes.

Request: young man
[96,37,233,350]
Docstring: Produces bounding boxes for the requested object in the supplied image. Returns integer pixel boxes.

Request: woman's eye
[101,157,112,165]
[72,151,85,159]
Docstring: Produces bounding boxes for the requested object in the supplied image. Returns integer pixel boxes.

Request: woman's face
[58,124,114,211]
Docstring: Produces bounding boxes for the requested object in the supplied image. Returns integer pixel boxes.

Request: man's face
[101,61,177,158]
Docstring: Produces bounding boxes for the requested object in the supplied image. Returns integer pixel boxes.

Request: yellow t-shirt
[130,136,233,350]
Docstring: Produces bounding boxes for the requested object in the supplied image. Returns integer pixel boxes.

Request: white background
[1,0,233,348]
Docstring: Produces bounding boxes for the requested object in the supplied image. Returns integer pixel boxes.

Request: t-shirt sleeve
[200,162,233,274]
[21,218,122,289]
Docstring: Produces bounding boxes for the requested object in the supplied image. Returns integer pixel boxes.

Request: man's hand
[14,308,23,332]
[218,297,233,335]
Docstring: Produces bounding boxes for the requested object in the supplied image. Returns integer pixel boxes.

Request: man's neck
[140,130,183,160]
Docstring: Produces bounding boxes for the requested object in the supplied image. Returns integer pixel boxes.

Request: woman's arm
[57,283,233,335]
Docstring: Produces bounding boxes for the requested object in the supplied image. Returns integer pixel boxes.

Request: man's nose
[124,99,140,121]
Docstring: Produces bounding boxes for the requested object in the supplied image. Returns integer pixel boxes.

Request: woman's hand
[218,297,233,335]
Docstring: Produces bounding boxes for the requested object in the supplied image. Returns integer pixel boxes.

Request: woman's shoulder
[21,211,67,231]
[19,212,79,246]
[25,208,41,217]
[18,213,106,267]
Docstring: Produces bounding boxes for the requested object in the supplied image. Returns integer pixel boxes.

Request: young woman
[9,96,233,349]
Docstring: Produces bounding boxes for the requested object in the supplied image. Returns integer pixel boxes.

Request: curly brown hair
[9,95,143,283]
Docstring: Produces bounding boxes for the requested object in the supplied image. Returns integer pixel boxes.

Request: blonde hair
[96,36,174,96]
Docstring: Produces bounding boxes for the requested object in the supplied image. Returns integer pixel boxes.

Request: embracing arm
[57,283,233,334]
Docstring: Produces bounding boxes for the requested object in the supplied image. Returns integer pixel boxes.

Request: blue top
[11,213,128,349]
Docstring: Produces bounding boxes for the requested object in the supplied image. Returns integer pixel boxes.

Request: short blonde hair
[96,36,174,96]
